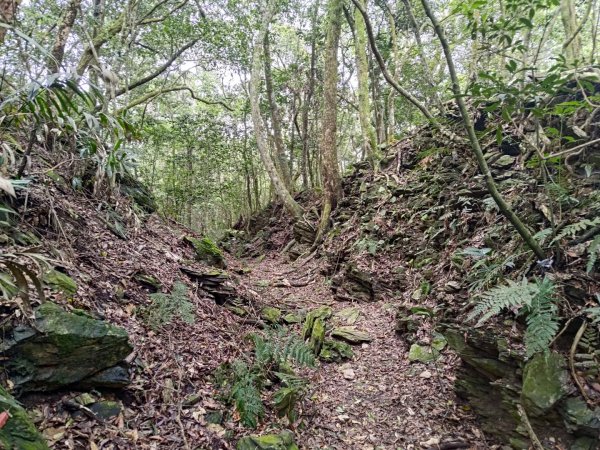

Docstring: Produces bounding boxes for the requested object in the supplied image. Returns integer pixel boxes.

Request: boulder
[237,430,298,450]
[1,302,132,392]
[0,385,49,450]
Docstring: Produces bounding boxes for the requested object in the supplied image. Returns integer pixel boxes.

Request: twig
[570,321,592,404]
[516,404,544,450]
[545,138,600,159]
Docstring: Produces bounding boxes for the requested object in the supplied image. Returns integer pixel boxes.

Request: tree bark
[250,0,303,220]
[314,0,343,247]
[560,0,582,64]
[48,0,82,74]
[0,0,20,45]
[353,0,380,167]
[263,31,292,190]
[420,0,546,260]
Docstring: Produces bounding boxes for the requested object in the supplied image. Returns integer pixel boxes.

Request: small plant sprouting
[142,280,195,329]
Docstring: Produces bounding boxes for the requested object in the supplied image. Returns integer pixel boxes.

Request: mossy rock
[117,172,157,213]
[331,326,372,344]
[134,273,161,291]
[308,318,325,355]
[301,306,332,340]
[319,339,353,362]
[261,307,281,324]
[185,236,226,268]
[236,430,298,450]
[0,385,49,450]
[44,270,77,295]
[282,312,303,324]
[559,397,600,435]
[521,351,569,416]
[1,302,132,392]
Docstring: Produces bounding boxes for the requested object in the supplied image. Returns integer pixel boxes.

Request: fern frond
[551,217,600,244]
[468,279,538,325]
[524,278,559,357]
[231,372,264,428]
[534,228,553,244]
[586,235,600,273]
[282,334,315,368]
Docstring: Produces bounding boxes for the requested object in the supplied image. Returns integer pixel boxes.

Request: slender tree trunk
[560,0,582,64]
[353,0,380,167]
[264,31,292,190]
[314,0,343,246]
[48,0,82,74]
[250,0,303,219]
[186,146,193,227]
[300,0,320,191]
[0,0,20,45]
[420,0,546,260]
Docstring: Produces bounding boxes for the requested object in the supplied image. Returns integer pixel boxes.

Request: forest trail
[240,252,484,449]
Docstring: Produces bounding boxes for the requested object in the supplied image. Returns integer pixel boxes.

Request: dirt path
[242,252,487,450]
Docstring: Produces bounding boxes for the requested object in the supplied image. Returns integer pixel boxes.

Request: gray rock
[1,302,132,392]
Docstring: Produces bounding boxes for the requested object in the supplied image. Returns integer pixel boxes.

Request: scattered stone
[301,306,332,340]
[319,339,353,362]
[331,326,372,344]
[74,393,96,406]
[419,370,432,379]
[236,430,299,450]
[1,302,132,392]
[261,306,281,324]
[444,281,461,292]
[0,385,49,449]
[308,318,326,355]
[77,363,131,389]
[184,236,226,268]
[342,367,355,380]
[89,401,122,420]
[408,344,436,363]
[559,397,600,435]
[335,307,360,324]
[492,154,516,169]
[282,312,303,324]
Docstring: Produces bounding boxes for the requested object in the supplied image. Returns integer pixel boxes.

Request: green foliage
[586,235,600,274]
[217,328,313,429]
[574,325,600,377]
[551,218,600,244]
[0,250,50,311]
[142,281,195,329]
[524,278,560,357]
[469,277,559,357]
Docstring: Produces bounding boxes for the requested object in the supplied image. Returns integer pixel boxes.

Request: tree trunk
[48,0,82,74]
[250,0,303,220]
[314,0,343,246]
[420,0,546,260]
[0,0,20,45]
[263,31,292,191]
[353,0,380,167]
[560,0,581,64]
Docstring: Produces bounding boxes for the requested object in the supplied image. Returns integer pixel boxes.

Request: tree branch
[116,86,233,113]
[115,39,199,97]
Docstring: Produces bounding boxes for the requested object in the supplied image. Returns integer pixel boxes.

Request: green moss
[44,270,77,295]
[309,318,325,355]
[319,339,353,362]
[331,326,372,344]
[301,306,332,340]
[521,351,569,416]
[236,430,298,450]
[261,307,281,324]
[0,385,49,450]
[185,236,226,268]
[3,302,132,392]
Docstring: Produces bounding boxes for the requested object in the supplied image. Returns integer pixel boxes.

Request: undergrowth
[214,327,314,428]
[142,280,195,329]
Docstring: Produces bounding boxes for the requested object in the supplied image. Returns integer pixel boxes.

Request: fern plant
[218,328,314,429]
[142,281,195,329]
[586,235,600,274]
[469,277,560,357]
